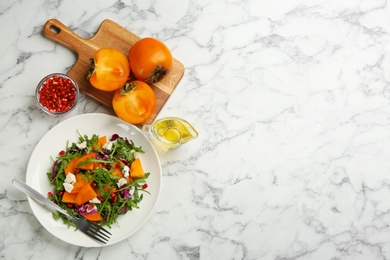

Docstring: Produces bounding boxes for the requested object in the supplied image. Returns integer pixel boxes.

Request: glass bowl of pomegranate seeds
[36,73,79,115]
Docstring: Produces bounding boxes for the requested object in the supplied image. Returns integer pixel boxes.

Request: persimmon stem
[145,65,169,83]
[119,82,137,95]
[87,58,96,79]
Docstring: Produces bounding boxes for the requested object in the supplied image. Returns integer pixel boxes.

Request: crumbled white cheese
[89,197,101,204]
[63,173,76,192]
[103,141,114,151]
[76,141,87,149]
[122,165,130,178]
[64,173,76,185]
[117,178,127,187]
[133,152,141,159]
[63,183,74,193]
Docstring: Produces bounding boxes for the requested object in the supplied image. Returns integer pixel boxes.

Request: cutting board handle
[44,19,87,55]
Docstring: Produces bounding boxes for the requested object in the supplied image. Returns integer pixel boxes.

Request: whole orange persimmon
[129,38,173,83]
[88,48,130,92]
[112,80,156,124]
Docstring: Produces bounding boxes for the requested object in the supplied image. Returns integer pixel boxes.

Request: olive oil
[142,117,198,150]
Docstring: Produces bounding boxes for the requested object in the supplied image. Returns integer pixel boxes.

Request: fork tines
[85,223,112,244]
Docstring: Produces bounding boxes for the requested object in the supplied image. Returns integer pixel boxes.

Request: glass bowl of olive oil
[142,117,198,150]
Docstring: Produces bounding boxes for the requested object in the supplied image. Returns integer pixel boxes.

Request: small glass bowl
[36,73,79,116]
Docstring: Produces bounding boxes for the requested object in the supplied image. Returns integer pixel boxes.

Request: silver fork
[12,179,111,244]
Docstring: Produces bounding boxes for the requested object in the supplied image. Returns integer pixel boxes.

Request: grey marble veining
[2,0,390,259]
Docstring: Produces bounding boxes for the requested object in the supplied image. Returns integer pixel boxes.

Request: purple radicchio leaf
[110,134,120,141]
[95,153,108,160]
[51,159,59,179]
[123,188,134,199]
[118,157,129,165]
[78,204,97,215]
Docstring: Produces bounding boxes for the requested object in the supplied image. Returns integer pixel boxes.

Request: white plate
[25,113,162,247]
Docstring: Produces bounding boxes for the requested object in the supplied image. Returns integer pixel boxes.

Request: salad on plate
[46,132,150,228]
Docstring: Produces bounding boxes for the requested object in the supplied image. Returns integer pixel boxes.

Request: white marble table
[2,0,390,259]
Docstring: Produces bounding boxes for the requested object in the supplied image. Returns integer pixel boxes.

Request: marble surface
[2,0,390,259]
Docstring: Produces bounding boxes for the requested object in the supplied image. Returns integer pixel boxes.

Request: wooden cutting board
[43,19,184,125]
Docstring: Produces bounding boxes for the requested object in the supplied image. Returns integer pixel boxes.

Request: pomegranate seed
[38,75,77,113]
[59,150,65,155]
[142,183,148,189]
[48,192,54,197]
